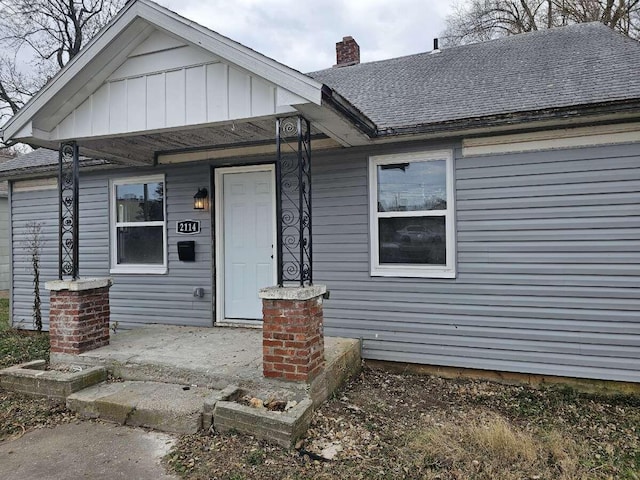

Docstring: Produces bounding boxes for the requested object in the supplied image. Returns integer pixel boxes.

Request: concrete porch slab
[51,325,360,445]
[51,325,361,405]
[67,380,211,434]
[0,360,106,402]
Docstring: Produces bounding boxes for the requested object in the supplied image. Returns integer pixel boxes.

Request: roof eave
[375,99,640,139]
[320,85,378,138]
[0,161,117,181]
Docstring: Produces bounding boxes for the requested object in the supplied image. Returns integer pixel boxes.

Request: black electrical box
[177,241,196,262]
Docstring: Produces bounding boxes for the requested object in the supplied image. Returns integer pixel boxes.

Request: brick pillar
[45,278,113,355]
[259,285,327,382]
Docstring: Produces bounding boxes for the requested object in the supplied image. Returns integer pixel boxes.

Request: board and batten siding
[10,165,213,329]
[0,196,9,291]
[313,141,640,383]
[52,29,302,142]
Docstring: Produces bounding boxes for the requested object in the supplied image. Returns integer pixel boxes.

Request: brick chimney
[335,36,360,67]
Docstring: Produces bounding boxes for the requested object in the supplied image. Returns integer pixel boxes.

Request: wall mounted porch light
[193,187,208,210]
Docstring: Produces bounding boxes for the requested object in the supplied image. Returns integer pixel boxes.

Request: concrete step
[66,380,215,434]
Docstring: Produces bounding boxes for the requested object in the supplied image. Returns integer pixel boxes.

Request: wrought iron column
[275,116,312,286]
[58,141,80,280]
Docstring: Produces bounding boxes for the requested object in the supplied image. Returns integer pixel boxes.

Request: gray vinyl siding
[313,141,640,383]
[0,197,10,291]
[8,140,640,383]
[10,187,57,328]
[10,164,213,330]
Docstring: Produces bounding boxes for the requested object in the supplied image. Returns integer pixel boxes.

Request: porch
[51,324,361,406]
[3,323,361,445]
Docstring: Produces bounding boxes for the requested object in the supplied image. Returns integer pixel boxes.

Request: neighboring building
[0,153,11,292]
[0,0,639,383]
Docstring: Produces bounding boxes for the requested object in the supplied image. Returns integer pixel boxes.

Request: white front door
[217,166,275,322]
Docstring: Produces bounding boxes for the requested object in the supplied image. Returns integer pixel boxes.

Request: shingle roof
[309,22,640,132]
[0,148,110,179]
[1,23,639,179]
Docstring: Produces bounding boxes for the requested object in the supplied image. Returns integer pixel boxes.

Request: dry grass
[0,298,9,331]
[166,368,639,480]
[0,390,75,441]
[0,297,68,442]
[0,298,50,370]
[410,410,587,479]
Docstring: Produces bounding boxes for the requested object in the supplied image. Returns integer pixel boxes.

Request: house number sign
[176,220,201,235]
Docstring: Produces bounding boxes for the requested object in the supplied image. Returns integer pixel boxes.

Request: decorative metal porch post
[47,141,113,361]
[261,116,326,383]
[58,141,80,280]
[275,116,313,286]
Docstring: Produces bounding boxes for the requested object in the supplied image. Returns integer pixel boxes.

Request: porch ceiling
[71,117,327,165]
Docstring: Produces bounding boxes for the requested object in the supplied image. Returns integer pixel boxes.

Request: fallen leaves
[165,367,640,480]
[0,390,77,441]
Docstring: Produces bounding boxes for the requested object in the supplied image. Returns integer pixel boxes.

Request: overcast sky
[157,0,455,73]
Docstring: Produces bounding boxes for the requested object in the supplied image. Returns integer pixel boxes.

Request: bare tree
[0,0,124,129]
[560,0,640,36]
[442,0,640,46]
[442,0,554,45]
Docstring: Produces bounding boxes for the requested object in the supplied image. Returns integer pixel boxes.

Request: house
[0,0,639,384]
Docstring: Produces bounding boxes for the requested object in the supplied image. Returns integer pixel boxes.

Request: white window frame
[109,174,167,274]
[369,149,456,278]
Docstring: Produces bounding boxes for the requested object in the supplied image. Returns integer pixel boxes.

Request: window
[110,175,167,274]
[369,150,456,278]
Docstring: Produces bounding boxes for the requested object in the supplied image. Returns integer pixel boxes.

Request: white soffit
[2,0,324,144]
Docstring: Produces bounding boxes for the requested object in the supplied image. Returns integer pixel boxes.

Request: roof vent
[335,36,360,67]
[432,38,441,54]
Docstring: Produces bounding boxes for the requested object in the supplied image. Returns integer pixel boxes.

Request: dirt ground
[0,307,638,480]
[1,365,639,479]
[165,366,640,480]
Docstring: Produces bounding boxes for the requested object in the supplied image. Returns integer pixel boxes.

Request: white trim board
[463,122,640,157]
[158,137,341,164]
[7,183,14,327]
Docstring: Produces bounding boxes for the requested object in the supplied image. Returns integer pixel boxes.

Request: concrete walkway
[0,422,177,480]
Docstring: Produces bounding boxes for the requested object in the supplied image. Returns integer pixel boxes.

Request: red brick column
[45,278,113,355]
[260,285,327,382]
